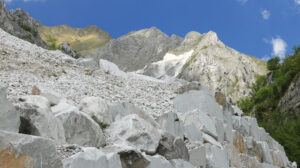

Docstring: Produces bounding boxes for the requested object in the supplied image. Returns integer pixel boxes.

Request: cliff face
[278,74,300,114]
[0,0,48,48]
[141,31,267,103]
[38,25,112,57]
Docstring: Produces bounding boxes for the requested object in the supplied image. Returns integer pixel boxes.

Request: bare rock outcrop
[0,1,47,48]
[278,74,300,114]
[92,27,183,72]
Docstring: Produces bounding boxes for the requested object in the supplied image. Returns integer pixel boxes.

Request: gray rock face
[203,133,222,148]
[240,154,263,168]
[174,81,201,94]
[0,1,47,48]
[0,88,20,132]
[183,122,203,142]
[245,117,260,141]
[205,144,230,168]
[31,85,63,106]
[92,27,182,71]
[278,74,300,114]
[51,99,78,115]
[79,96,112,125]
[157,112,184,139]
[157,132,189,161]
[17,95,66,144]
[109,102,159,127]
[292,162,297,168]
[225,144,242,168]
[0,130,62,168]
[56,144,83,160]
[99,59,128,77]
[188,146,206,168]
[63,147,122,168]
[76,58,99,69]
[182,110,218,140]
[55,110,106,148]
[169,159,197,168]
[253,141,273,164]
[145,155,173,168]
[232,116,250,136]
[60,42,79,59]
[173,89,223,120]
[106,114,161,154]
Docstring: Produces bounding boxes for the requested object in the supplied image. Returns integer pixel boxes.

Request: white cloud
[236,0,248,5]
[295,0,300,5]
[262,37,287,60]
[271,37,287,58]
[261,10,270,20]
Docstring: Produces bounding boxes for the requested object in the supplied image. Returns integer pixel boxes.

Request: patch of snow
[153,50,194,78]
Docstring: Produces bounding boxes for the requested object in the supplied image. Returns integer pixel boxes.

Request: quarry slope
[0,27,295,168]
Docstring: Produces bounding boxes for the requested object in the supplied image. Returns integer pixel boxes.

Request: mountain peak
[127,26,168,39]
[203,31,219,43]
[182,31,202,47]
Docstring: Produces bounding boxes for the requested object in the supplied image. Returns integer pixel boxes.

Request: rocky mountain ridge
[0,27,296,168]
[94,28,267,103]
[0,0,47,48]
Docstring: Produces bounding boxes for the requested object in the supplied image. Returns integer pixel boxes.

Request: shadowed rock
[157,132,189,161]
[119,150,150,168]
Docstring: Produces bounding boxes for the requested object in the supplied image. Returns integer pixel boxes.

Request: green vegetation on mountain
[38,25,112,56]
[46,35,57,50]
[238,46,300,164]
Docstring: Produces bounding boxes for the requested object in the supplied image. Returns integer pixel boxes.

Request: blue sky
[4,0,300,60]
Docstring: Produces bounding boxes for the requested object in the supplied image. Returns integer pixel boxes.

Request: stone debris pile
[0,27,297,168]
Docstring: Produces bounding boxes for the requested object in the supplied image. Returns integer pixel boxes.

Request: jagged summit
[182,31,203,46]
[127,26,164,37]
